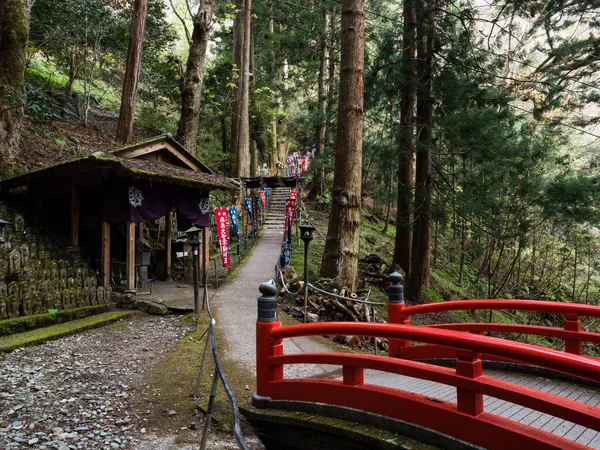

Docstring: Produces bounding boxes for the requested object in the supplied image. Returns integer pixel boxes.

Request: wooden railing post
[564,314,583,355]
[456,349,484,416]
[256,280,283,397]
[387,271,410,357]
[342,366,364,386]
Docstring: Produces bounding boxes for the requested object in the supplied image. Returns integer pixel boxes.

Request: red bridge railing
[255,278,600,450]
[389,293,600,359]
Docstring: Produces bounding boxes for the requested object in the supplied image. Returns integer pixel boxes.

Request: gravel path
[0,315,193,449]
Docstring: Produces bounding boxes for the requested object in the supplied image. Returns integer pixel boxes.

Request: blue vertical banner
[229,207,239,236]
[245,198,253,239]
[229,206,240,255]
[280,220,292,268]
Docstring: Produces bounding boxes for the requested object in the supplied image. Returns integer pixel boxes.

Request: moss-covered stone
[0,310,133,352]
[0,304,114,337]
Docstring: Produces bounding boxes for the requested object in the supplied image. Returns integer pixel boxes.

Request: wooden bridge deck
[363,369,600,448]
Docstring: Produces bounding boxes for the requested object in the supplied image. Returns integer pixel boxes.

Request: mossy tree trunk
[320,0,364,292]
[309,11,330,199]
[406,0,435,302]
[393,0,416,277]
[0,0,30,175]
[176,0,217,153]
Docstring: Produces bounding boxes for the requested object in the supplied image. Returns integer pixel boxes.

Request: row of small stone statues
[0,282,113,320]
[0,242,80,279]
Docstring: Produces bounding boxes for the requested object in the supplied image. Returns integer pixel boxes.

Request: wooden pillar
[71,185,80,247]
[126,222,136,291]
[201,227,210,285]
[101,222,110,288]
[165,213,172,281]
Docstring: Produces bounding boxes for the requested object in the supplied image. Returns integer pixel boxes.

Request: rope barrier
[194,272,250,450]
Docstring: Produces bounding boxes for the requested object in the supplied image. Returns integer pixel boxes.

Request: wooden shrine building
[0,134,236,292]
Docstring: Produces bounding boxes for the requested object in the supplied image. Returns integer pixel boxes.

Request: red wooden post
[456,349,483,416]
[256,281,283,397]
[342,366,364,386]
[564,314,583,355]
[387,272,410,357]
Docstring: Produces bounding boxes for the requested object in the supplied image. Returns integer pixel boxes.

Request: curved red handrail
[400,299,600,318]
[269,322,600,382]
[428,323,600,343]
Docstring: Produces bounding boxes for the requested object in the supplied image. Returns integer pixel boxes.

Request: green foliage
[24,82,60,120]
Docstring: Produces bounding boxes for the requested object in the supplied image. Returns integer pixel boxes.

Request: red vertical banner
[215,208,230,268]
[260,191,266,208]
[289,188,298,200]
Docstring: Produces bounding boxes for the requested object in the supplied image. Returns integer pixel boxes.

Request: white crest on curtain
[129,186,144,208]
[198,197,210,214]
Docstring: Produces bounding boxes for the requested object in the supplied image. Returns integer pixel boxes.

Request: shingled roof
[0,135,237,192]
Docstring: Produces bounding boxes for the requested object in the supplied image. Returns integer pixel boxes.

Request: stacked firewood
[279,267,388,352]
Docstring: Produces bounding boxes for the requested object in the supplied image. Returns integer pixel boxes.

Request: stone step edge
[0,304,115,337]
[0,310,134,353]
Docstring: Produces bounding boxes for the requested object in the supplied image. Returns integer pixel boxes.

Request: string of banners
[284,149,314,177]
[213,188,269,268]
[280,187,299,269]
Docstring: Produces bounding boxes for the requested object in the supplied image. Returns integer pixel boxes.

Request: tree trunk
[309,11,330,199]
[0,0,29,174]
[116,0,148,145]
[393,0,416,277]
[320,0,364,292]
[235,0,251,177]
[406,0,435,302]
[268,2,277,173]
[382,165,393,234]
[175,0,217,152]
[230,0,244,175]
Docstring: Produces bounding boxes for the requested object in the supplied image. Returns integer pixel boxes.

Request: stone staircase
[263,188,290,234]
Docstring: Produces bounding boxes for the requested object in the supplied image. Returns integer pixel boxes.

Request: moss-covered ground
[0,310,133,352]
[143,312,256,444]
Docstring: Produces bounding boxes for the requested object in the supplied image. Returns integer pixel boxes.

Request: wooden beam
[126,222,136,291]
[117,142,202,172]
[165,213,172,281]
[201,227,210,285]
[71,184,80,247]
[101,222,110,288]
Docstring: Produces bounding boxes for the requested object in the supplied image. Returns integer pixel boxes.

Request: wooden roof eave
[0,153,237,193]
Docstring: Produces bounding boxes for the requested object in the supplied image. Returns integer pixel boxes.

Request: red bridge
[252,274,600,449]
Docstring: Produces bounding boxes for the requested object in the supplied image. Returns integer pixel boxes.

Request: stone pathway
[211,218,336,379]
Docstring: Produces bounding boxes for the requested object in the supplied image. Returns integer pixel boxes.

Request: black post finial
[388,271,404,304]
[258,280,278,322]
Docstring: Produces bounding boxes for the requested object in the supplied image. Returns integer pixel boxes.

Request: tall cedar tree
[309,11,330,199]
[407,0,435,302]
[238,0,251,176]
[393,0,416,276]
[230,0,251,176]
[0,0,29,173]
[116,0,148,145]
[175,0,218,153]
[320,0,364,292]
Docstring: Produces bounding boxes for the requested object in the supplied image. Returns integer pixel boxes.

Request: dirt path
[211,227,335,379]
